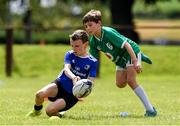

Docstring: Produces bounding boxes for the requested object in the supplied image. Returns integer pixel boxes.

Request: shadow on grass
[63,113,145,121]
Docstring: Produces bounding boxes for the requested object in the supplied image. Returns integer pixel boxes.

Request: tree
[0,0,8,25]
[109,0,157,44]
[23,8,32,43]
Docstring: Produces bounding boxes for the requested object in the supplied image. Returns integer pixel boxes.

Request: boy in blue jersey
[26,30,98,118]
[82,10,157,117]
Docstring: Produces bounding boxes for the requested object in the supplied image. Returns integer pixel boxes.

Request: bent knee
[45,107,57,117]
[35,91,45,99]
[127,80,138,89]
[46,110,54,117]
[127,79,136,86]
[116,81,127,88]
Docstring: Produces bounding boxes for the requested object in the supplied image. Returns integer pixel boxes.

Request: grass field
[0,45,180,125]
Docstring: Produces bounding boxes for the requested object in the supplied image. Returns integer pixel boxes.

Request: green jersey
[89,26,140,68]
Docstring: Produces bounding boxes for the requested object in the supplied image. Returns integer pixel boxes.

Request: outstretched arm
[64,64,80,85]
[124,42,142,73]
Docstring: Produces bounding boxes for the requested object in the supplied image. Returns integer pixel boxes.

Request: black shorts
[48,79,78,112]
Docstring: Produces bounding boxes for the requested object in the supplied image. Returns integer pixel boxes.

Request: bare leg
[126,66,138,89]
[46,98,66,117]
[35,83,58,106]
[116,70,127,88]
[126,66,154,112]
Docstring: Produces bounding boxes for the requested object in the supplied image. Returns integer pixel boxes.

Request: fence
[3,24,180,77]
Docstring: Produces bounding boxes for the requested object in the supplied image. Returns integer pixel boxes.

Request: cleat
[26,109,42,117]
[144,107,157,117]
[48,116,60,120]
[48,111,66,120]
[58,111,66,118]
[141,53,152,64]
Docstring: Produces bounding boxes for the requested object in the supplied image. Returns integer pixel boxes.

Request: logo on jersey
[72,59,75,63]
[84,65,90,70]
[106,42,113,50]
[75,66,80,71]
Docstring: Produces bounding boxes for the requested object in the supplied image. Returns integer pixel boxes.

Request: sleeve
[89,37,100,59]
[89,60,99,77]
[107,28,128,49]
[64,51,71,64]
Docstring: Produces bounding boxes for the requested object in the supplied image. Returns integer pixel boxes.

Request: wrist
[132,59,137,63]
[72,76,77,80]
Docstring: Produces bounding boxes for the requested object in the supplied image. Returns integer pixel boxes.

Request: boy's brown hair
[82,10,102,24]
[69,29,89,43]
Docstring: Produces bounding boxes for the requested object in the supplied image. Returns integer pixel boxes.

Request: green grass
[0,45,180,125]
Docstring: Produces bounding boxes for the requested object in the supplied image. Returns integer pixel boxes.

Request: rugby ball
[72,79,93,98]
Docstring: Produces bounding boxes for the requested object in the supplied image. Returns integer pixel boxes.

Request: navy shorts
[48,79,78,112]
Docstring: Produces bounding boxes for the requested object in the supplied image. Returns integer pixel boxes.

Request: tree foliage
[0,0,8,23]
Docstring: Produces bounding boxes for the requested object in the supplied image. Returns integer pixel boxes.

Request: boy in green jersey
[83,10,157,117]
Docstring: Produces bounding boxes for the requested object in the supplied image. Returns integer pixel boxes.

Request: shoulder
[102,26,121,37]
[89,36,96,46]
[102,26,117,33]
[66,50,74,55]
[67,50,73,53]
[87,54,98,63]
[65,50,75,57]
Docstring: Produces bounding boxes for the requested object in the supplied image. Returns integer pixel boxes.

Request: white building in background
[40,0,57,8]
[9,0,29,15]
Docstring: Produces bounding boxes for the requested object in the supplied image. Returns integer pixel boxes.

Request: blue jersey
[57,50,98,94]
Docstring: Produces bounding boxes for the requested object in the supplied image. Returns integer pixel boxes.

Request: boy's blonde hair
[69,29,89,43]
[82,10,101,24]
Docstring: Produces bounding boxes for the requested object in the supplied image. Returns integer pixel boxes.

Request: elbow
[63,68,68,75]
[64,69,69,75]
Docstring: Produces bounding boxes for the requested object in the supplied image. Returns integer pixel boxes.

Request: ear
[84,41,89,48]
[98,20,102,25]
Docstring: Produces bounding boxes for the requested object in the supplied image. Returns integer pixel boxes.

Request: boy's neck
[94,27,102,38]
[94,27,104,41]
[79,53,88,57]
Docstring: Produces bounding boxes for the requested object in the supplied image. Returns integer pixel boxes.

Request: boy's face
[84,21,101,36]
[70,39,88,56]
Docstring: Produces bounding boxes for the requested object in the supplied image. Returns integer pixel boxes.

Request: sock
[134,86,154,112]
[34,105,43,111]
